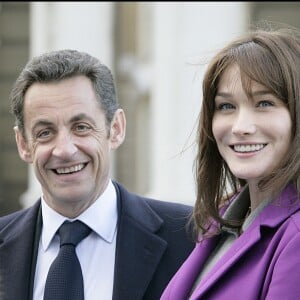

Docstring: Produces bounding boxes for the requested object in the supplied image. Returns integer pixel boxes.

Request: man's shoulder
[0,209,26,226]
[0,200,40,229]
[113,180,192,212]
[113,180,193,232]
[144,197,193,217]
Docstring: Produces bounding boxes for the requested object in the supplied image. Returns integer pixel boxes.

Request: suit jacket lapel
[0,201,41,300]
[112,182,167,300]
[29,205,43,300]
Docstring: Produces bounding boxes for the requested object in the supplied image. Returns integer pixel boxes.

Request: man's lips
[53,163,87,174]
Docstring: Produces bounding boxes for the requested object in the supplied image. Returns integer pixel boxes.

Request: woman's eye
[216,103,235,111]
[257,100,274,107]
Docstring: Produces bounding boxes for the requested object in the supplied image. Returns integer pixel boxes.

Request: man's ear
[14,126,33,163]
[109,109,126,149]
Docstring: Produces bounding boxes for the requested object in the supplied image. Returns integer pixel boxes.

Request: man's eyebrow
[31,120,53,130]
[70,113,97,125]
[31,113,96,132]
[32,120,53,127]
[30,120,53,137]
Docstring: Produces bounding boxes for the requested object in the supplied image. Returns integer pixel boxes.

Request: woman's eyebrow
[215,92,232,98]
[251,90,272,96]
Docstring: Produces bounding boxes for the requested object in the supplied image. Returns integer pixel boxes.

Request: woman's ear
[14,126,33,163]
[109,109,126,149]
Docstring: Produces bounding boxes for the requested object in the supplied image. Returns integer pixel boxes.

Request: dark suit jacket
[0,181,194,300]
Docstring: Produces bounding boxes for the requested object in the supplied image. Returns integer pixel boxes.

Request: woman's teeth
[233,144,266,153]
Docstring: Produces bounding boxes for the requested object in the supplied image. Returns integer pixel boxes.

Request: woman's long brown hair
[193,26,300,241]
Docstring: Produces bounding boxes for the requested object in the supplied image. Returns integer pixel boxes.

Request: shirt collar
[221,185,250,236]
[41,180,118,250]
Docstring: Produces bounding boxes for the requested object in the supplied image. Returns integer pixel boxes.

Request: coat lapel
[112,182,167,300]
[190,225,262,299]
[191,184,300,299]
[170,235,220,300]
[0,201,41,300]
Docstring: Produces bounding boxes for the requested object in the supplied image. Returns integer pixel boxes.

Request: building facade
[0,2,300,215]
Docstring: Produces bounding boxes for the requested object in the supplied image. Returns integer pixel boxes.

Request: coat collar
[163,184,300,300]
[190,184,300,299]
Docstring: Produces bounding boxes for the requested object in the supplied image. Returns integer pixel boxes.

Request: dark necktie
[44,220,91,300]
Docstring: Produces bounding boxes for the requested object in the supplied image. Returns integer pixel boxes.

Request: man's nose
[52,132,77,158]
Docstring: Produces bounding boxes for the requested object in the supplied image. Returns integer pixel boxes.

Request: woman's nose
[231,110,256,136]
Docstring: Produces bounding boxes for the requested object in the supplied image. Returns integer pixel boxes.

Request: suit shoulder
[145,198,193,216]
[114,180,193,229]
[0,209,27,227]
[0,201,40,230]
[114,180,192,214]
[144,198,193,236]
[144,198,195,252]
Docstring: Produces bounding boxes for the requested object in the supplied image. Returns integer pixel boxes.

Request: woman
[161,26,300,299]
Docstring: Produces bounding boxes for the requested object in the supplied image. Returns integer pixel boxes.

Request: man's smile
[54,163,87,174]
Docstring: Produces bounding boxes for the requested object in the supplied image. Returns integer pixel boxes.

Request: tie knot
[58,220,91,247]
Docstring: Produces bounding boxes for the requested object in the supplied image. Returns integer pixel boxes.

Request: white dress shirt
[33,180,118,300]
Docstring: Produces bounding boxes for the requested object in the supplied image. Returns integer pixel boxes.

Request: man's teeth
[233,144,265,153]
[56,163,85,174]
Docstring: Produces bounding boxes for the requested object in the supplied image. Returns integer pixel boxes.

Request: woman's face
[212,64,292,185]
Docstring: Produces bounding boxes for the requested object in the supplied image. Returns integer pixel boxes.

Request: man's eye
[75,124,91,132]
[37,130,51,138]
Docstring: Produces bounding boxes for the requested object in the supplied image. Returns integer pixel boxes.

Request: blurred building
[0,2,300,215]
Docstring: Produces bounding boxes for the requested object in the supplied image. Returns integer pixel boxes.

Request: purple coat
[161,184,300,300]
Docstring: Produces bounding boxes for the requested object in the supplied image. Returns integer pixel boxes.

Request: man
[0,49,194,300]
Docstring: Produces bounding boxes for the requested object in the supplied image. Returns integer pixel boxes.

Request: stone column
[148,2,248,204]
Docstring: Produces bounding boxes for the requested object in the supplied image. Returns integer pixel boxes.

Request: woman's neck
[248,181,274,212]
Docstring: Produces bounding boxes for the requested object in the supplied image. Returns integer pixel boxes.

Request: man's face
[15,75,125,217]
